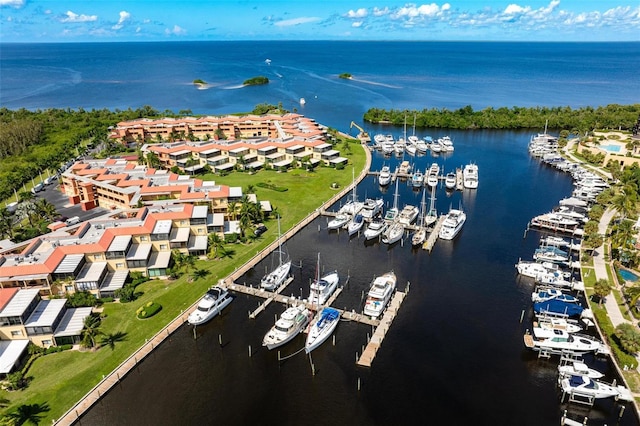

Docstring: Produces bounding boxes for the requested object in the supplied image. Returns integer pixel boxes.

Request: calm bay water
[2,42,639,425]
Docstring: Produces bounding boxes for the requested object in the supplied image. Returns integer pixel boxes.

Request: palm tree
[18,190,34,204]
[81,314,103,349]
[0,207,14,239]
[612,219,635,252]
[207,233,225,259]
[593,279,612,306]
[191,268,210,281]
[227,201,239,221]
[34,199,57,222]
[99,331,127,351]
[5,402,50,426]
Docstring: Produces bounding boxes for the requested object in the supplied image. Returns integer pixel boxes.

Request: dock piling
[520,309,525,323]
[248,345,252,357]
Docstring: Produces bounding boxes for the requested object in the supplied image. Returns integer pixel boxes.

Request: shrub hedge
[136,301,162,319]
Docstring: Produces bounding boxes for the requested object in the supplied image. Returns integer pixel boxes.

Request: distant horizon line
[1,39,638,44]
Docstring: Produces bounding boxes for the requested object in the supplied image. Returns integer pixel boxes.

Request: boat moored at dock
[363,271,397,319]
[187,287,234,326]
[305,307,341,353]
[262,305,312,350]
[438,207,466,240]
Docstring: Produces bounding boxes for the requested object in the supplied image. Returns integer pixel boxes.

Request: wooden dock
[225,282,380,326]
[422,215,446,251]
[456,167,464,190]
[357,290,407,367]
[247,276,295,318]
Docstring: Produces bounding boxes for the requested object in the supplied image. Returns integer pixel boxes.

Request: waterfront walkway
[55,139,373,425]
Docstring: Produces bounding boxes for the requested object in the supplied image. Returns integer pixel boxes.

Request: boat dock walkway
[357,290,407,367]
[422,215,445,251]
[456,167,464,190]
[246,276,295,318]
[226,281,379,326]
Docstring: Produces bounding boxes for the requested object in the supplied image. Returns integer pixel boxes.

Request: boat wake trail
[349,78,401,89]
[220,84,246,90]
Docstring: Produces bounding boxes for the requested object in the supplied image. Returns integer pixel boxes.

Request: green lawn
[0,141,366,422]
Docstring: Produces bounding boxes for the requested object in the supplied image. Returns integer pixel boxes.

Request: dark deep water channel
[81,128,639,426]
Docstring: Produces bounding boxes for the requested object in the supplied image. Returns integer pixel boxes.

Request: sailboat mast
[277,215,282,264]
[393,178,399,210]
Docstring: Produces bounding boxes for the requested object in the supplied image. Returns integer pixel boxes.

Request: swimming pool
[619,269,639,282]
[600,144,622,153]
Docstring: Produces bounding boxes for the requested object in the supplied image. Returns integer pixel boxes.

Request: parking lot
[34,181,110,225]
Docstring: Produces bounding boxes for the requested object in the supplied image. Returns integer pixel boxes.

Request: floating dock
[357,290,407,367]
[422,215,446,251]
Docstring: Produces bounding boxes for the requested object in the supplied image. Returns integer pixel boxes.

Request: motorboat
[415,138,428,153]
[405,140,417,156]
[557,358,604,379]
[305,307,341,353]
[426,163,439,187]
[398,160,411,175]
[262,305,312,350]
[439,136,454,152]
[533,299,584,318]
[378,165,392,186]
[559,375,624,400]
[363,271,396,319]
[531,288,580,304]
[308,254,339,307]
[347,213,365,236]
[327,213,350,230]
[523,327,608,356]
[530,212,581,234]
[381,222,404,245]
[411,170,424,188]
[463,163,478,189]
[364,217,387,241]
[444,172,456,190]
[260,217,291,291]
[394,139,405,156]
[361,198,384,219]
[533,246,570,263]
[535,316,583,334]
[438,206,466,240]
[430,139,442,153]
[397,205,419,226]
[187,287,234,325]
[515,260,571,279]
[536,271,585,291]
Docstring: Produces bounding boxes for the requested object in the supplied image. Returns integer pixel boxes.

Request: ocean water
[1,41,639,130]
[2,42,639,425]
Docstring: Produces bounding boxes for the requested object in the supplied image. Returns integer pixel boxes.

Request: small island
[193,79,208,89]
[339,73,352,79]
[243,76,269,86]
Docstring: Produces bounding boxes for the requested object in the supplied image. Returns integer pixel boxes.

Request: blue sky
[1,0,638,42]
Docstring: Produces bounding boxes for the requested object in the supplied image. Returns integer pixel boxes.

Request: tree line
[363,104,640,131]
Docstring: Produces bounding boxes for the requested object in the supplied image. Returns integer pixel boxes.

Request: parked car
[254,224,268,236]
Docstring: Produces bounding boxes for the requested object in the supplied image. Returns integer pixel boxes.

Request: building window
[140,236,149,242]
[159,244,168,250]
[94,254,103,260]
[11,330,22,337]
[41,340,52,347]
[116,263,125,269]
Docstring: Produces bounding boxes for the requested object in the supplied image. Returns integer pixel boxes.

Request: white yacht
[363,271,397,319]
[338,169,363,216]
[308,254,339,307]
[364,217,387,241]
[361,198,384,219]
[559,375,627,400]
[384,179,400,222]
[438,207,466,240]
[444,172,456,190]
[412,188,428,246]
[262,305,312,350]
[398,160,411,175]
[515,260,571,279]
[411,170,424,188]
[305,307,341,353]
[260,217,291,291]
[557,358,604,379]
[187,287,234,326]
[463,163,478,189]
[378,165,392,186]
[414,138,428,153]
[397,205,419,226]
[439,136,454,152]
[523,327,609,356]
[535,316,583,334]
[426,163,440,188]
[382,222,404,245]
[530,212,581,234]
[327,213,350,230]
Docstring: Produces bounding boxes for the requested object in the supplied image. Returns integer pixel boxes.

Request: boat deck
[357,290,407,367]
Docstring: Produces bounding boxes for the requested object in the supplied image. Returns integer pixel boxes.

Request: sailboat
[338,168,363,215]
[411,188,428,246]
[305,307,340,353]
[308,253,339,307]
[424,186,438,226]
[260,216,292,291]
[384,178,400,222]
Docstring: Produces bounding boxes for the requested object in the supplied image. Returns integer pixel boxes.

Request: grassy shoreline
[0,140,366,423]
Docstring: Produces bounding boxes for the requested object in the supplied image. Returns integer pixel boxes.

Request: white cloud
[352,21,363,28]
[112,10,130,30]
[274,17,320,27]
[373,7,389,17]
[0,0,25,8]
[60,11,97,23]
[347,8,367,19]
[165,25,186,35]
[504,4,530,15]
